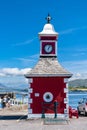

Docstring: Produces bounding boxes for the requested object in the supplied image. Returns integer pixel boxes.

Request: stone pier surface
[0,117,87,130]
[0,111,87,130]
[0,106,87,130]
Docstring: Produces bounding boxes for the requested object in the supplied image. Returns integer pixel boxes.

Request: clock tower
[25,14,72,119]
[39,14,58,58]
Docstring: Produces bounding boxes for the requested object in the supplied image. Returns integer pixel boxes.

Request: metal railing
[42,100,58,118]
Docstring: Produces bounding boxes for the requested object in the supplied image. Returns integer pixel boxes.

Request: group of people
[0,95,11,108]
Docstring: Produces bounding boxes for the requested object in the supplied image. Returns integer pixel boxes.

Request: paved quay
[0,117,87,130]
[0,106,87,130]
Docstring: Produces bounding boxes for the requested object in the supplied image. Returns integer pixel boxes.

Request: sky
[0,0,87,88]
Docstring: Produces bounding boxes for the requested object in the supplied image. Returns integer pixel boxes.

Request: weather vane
[45,13,52,23]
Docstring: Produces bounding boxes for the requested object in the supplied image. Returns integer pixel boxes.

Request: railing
[10,99,22,106]
[42,100,58,118]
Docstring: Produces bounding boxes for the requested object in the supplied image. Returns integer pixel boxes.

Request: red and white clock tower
[39,15,58,58]
[25,14,72,119]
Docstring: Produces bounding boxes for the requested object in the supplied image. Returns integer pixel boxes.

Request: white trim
[28,109,32,114]
[41,40,57,42]
[35,93,40,97]
[55,41,57,56]
[27,113,66,119]
[64,108,69,115]
[28,88,33,93]
[40,40,57,56]
[28,78,33,83]
[39,33,58,37]
[28,94,31,98]
[64,98,68,104]
[28,104,31,109]
[28,84,31,88]
[66,93,68,98]
[66,104,69,109]
[64,109,68,114]
[26,73,72,78]
[40,41,42,55]
[44,114,66,118]
[64,88,68,93]
[40,54,56,56]
[64,105,69,119]
[28,98,33,103]
[66,83,68,88]
[28,114,41,119]
[64,78,68,83]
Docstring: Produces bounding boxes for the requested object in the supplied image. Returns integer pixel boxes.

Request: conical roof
[25,57,72,78]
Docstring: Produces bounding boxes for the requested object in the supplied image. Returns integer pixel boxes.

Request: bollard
[41,103,45,118]
[42,111,45,118]
[54,100,58,118]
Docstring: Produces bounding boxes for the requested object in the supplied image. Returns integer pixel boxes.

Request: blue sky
[0,0,87,87]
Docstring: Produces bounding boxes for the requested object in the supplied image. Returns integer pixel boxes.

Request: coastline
[69,88,87,92]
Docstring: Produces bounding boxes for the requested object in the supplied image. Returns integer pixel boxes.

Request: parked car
[69,106,79,118]
[77,98,87,116]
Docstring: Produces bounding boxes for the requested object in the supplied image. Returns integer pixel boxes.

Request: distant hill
[1,79,87,92]
[0,82,28,93]
[69,79,87,87]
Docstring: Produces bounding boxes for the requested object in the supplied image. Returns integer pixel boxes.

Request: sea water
[69,91,87,108]
[0,92,87,109]
[0,103,1,108]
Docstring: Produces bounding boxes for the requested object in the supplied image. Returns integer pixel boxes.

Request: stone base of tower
[27,113,69,119]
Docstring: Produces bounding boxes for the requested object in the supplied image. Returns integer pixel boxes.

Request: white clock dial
[44,44,53,53]
[43,92,53,102]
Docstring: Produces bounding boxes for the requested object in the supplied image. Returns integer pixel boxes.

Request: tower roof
[25,58,72,78]
[25,15,72,78]
[39,14,58,36]
[39,23,58,35]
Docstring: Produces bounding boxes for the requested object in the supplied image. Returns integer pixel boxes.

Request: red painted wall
[40,36,57,40]
[29,77,67,114]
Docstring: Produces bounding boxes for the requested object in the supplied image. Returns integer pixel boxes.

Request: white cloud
[0,59,87,87]
[0,75,28,89]
[0,68,31,77]
[0,73,6,77]
[17,58,36,65]
[59,26,87,35]
[62,60,87,80]
[0,68,31,88]
[13,37,37,46]
[70,72,87,81]
[30,54,39,59]
[16,54,39,67]
[62,60,87,71]
[20,68,31,75]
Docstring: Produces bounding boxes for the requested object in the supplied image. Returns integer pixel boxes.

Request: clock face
[44,44,53,53]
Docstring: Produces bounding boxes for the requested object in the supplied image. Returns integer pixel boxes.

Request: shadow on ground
[0,115,27,120]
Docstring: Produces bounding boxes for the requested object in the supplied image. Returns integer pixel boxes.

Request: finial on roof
[45,13,52,24]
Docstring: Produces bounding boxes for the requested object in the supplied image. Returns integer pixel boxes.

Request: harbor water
[69,91,87,108]
[0,91,87,109]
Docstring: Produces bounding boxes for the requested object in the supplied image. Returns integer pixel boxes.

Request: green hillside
[69,79,87,91]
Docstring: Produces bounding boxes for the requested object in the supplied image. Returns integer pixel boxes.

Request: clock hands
[44,44,52,53]
[47,45,51,51]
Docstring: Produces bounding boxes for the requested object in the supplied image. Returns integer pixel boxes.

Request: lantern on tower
[25,14,72,119]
